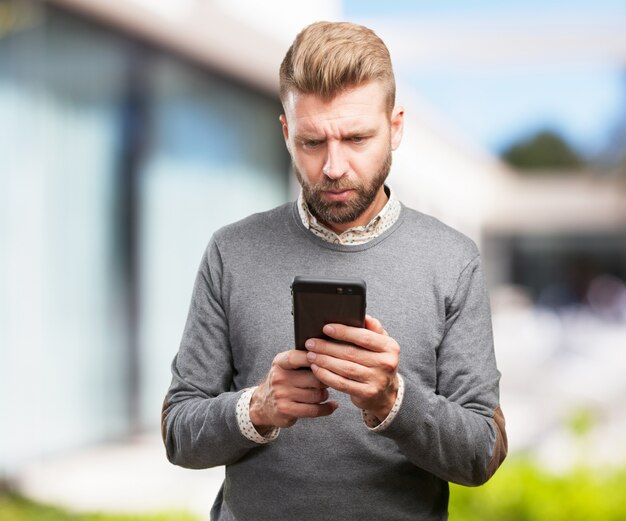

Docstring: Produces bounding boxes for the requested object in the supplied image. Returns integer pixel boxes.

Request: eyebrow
[295,128,378,142]
[295,133,324,142]
[343,128,377,138]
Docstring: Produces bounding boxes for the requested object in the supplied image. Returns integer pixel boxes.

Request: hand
[250,350,339,433]
[304,315,400,422]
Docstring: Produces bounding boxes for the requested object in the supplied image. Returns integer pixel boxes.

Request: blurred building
[3,0,625,487]
[0,0,511,481]
[0,0,292,475]
[483,169,626,305]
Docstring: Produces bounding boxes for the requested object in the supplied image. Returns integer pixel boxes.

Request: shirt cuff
[362,374,405,432]
[236,387,280,444]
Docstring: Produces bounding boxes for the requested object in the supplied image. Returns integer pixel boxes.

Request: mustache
[313,178,359,192]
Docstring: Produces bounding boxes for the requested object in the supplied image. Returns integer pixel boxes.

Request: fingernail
[307,351,316,361]
[323,324,334,335]
[305,339,315,349]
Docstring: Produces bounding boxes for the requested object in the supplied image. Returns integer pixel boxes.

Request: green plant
[0,492,200,521]
[449,458,626,521]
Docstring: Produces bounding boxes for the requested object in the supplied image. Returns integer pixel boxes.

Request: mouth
[322,189,354,202]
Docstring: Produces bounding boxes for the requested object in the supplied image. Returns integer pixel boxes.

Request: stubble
[294,151,392,226]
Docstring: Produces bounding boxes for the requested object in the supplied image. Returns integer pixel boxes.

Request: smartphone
[291,276,367,350]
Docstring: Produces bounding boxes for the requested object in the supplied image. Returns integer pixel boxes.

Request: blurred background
[1,0,625,519]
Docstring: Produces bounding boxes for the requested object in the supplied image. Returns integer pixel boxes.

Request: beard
[294,150,392,226]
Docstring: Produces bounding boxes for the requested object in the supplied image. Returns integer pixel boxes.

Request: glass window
[0,2,290,471]
[0,4,129,469]
[138,56,289,429]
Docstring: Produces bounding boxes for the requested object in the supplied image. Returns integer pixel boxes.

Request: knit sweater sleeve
[377,253,507,486]
[161,238,261,469]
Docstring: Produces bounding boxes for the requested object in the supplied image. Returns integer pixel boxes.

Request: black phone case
[291,276,367,350]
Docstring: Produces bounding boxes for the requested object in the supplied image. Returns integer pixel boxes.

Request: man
[162,21,507,521]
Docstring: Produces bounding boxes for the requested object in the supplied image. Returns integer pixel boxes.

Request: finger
[288,387,329,404]
[310,363,372,398]
[365,314,388,336]
[289,369,329,389]
[307,352,370,384]
[321,323,388,353]
[273,350,311,370]
[305,338,378,368]
[286,400,339,419]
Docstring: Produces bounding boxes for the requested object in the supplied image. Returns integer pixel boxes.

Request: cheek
[293,152,324,183]
[352,144,387,174]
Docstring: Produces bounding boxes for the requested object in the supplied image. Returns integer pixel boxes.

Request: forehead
[283,82,388,134]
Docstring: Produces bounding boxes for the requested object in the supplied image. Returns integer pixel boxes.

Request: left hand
[304,314,400,421]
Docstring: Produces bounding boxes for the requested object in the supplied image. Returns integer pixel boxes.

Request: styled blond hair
[279,21,396,113]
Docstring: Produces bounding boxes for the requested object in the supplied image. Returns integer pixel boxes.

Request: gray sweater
[162,202,507,521]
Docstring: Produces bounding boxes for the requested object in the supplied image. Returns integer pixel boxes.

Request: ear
[389,105,404,151]
[279,114,290,148]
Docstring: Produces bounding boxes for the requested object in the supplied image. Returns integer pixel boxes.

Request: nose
[322,141,349,179]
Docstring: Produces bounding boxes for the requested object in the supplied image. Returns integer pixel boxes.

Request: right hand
[249,350,339,432]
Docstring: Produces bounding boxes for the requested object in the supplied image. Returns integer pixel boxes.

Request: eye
[350,136,367,144]
[302,139,323,149]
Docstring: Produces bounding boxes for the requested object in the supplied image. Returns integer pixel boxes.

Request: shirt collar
[297,185,401,246]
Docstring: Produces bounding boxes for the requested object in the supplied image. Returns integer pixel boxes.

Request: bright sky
[343,0,626,157]
[344,0,626,19]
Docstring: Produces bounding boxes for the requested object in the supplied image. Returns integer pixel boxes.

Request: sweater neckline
[287,200,408,252]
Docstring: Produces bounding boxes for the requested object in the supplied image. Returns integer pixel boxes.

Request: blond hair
[279,21,396,113]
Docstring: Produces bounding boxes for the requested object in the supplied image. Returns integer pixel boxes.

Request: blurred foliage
[501,130,584,171]
[566,406,598,439]
[449,458,626,520]
[4,460,626,521]
[0,492,200,521]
